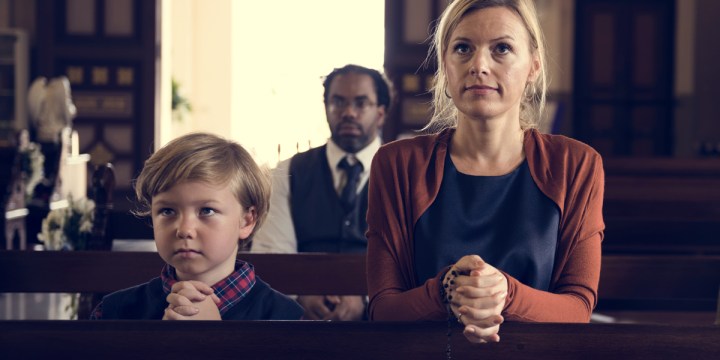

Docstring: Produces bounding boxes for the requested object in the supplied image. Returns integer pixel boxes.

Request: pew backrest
[603,158,720,255]
[1,251,718,311]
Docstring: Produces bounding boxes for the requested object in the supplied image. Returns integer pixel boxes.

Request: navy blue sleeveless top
[413,152,560,291]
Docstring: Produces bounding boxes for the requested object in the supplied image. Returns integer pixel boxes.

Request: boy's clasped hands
[163,281,221,320]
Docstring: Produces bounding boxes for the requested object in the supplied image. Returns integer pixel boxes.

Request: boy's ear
[238,206,257,240]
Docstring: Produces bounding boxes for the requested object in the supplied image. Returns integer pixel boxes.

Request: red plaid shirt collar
[161,259,256,315]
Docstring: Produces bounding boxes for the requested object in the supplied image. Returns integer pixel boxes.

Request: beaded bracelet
[441,267,459,360]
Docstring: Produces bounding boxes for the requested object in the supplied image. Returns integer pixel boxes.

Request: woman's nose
[471,50,490,76]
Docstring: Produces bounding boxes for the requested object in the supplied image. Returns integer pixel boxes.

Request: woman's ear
[527,52,541,83]
[238,206,257,240]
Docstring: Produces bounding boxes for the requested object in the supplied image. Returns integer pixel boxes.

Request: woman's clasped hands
[444,255,508,344]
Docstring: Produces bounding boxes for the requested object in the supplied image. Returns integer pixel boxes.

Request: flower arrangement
[38,196,95,251]
[20,141,44,201]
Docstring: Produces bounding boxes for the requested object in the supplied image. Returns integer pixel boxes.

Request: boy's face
[151,180,256,285]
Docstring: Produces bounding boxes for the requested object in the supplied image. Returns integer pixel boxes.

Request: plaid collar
[161,259,256,315]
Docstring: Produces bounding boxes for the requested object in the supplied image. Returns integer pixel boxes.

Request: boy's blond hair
[133,132,270,248]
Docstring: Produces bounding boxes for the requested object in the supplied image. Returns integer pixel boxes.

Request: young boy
[91,133,303,320]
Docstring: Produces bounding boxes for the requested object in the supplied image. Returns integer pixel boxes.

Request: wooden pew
[0,251,366,295]
[597,255,720,311]
[0,320,717,360]
[603,158,720,255]
[1,252,718,315]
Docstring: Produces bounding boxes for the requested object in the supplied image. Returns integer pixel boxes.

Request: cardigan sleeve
[366,146,448,321]
[502,153,605,322]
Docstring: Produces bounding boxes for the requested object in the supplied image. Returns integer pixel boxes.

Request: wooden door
[384,0,449,141]
[574,0,675,157]
[35,0,158,238]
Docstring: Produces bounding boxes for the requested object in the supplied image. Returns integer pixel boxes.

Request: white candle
[71,130,79,157]
[62,130,89,200]
[63,154,89,200]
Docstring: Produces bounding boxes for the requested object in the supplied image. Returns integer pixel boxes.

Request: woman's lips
[465,85,498,95]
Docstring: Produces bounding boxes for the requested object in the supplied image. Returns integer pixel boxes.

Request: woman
[366,0,604,344]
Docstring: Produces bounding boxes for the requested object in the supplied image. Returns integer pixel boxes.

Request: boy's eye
[158,208,175,216]
[199,208,216,216]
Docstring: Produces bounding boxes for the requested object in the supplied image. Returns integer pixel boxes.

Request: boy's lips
[174,248,202,258]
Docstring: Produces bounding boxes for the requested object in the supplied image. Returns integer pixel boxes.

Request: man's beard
[332,125,369,153]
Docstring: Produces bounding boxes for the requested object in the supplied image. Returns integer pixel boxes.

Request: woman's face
[444,7,539,122]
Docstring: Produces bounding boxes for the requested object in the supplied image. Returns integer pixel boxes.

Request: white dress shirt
[251,137,381,253]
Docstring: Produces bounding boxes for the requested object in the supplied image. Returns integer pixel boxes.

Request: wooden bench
[603,158,720,255]
[0,320,717,359]
[0,252,366,295]
[1,252,718,315]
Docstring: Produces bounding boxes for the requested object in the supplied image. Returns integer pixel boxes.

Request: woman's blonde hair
[426,0,548,132]
[133,132,271,247]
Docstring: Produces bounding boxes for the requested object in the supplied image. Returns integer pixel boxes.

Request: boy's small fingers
[171,305,200,317]
[211,294,221,305]
[177,288,206,302]
[325,295,341,304]
[170,280,214,295]
[188,281,215,294]
[166,293,194,307]
[163,307,184,321]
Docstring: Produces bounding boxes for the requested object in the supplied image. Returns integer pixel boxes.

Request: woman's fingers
[453,300,502,320]
[457,307,503,327]
[454,275,505,294]
[453,255,485,273]
[463,324,501,344]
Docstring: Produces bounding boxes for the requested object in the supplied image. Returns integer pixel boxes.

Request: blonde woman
[366,0,604,344]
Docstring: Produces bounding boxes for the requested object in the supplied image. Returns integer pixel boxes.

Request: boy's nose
[176,227,195,239]
[176,217,196,239]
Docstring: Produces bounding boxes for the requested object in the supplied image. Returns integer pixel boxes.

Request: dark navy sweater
[99,276,303,320]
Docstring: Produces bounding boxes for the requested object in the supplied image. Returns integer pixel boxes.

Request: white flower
[37,196,95,251]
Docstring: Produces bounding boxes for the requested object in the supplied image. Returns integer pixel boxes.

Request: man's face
[326,72,385,153]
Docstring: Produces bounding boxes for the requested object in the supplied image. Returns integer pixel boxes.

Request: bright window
[235,1,385,166]
[165,0,385,167]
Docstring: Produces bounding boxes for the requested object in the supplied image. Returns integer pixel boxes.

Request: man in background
[252,64,393,321]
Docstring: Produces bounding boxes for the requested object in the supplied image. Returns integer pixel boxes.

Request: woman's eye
[200,208,216,216]
[453,43,471,55]
[495,43,512,54]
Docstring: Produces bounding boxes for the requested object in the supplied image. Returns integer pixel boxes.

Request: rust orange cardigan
[366,128,605,322]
